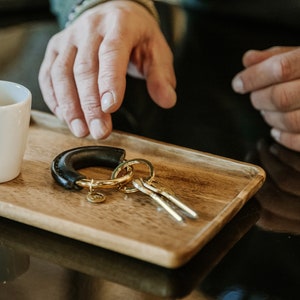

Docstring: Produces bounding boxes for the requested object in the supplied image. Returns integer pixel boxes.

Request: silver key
[142,180,198,219]
[132,178,184,222]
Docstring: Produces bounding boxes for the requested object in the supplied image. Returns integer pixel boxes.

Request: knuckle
[273,56,293,81]
[243,75,256,91]
[58,99,74,111]
[81,100,101,116]
[47,34,60,48]
[284,111,300,132]
[51,58,69,78]
[100,37,124,56]
[269,46,281,52]
[73,60,96,78]
[270,85,292,111]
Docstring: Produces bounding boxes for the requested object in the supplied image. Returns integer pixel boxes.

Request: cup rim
[0,80,31,109]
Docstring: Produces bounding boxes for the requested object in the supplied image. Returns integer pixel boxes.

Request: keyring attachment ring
[76,169,133,190]
[111,158,155,193]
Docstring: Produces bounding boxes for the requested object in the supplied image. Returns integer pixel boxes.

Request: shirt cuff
[66,0,159,27]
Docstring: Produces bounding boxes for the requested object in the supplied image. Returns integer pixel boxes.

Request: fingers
[232,46,300,152]
[250,80,300,111]
[98,31,177,115]
[146,50,177,108]
[141,36,177,108]
[98,35,129,114]
[39,33,88,137]
[146,64,177,109]
[270,129,300,152]
[262,110,300,133]
[74,34,112,139]
[39,32,113,139]
[258,99,300,152]
[232,48,300,94]
[39,1,177,140]
[38,36,62,119]
[249,81,300,151]
[242,46,297,67]
[52,45,93,138]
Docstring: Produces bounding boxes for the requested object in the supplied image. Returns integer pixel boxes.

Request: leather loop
[51,146,126,190]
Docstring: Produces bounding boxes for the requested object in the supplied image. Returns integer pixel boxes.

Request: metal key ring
[75,171,133,190]
[111,158,155,193]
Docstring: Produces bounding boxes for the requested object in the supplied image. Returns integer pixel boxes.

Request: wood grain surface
[0,111,266,268]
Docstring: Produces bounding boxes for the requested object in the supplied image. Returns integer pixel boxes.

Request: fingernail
[71,118,87,137]
[90,118,108,139]
[232,77,245,93]
[271,128,281,142]
[101,92,115,112]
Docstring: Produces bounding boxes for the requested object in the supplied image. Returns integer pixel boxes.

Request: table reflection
[251,140,300,234]
[0,198,259,299]
[198,140,300,300]
[0,246,29,283]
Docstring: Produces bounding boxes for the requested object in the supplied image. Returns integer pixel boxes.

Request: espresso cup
[0,80,31,183]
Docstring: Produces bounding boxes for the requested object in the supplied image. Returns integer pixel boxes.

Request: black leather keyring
[51,146,126,190]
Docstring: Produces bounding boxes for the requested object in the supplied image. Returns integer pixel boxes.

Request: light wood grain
[0,111,265,268]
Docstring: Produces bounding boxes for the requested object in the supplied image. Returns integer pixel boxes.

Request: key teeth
[133,178,184,223]
[142,179,198,220]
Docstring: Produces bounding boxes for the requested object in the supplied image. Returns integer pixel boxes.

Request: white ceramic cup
[0,80,31,183]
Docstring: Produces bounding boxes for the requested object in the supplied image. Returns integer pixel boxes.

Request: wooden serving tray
[0,111,265,268]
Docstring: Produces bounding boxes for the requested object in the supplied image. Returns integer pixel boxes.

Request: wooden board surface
[0,111,265,268]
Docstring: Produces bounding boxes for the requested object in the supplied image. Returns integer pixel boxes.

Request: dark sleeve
[49,0,159,28]
[49,0,78,28]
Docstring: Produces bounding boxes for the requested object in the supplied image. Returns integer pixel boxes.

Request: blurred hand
[232,46,300,152]
[39,0,176,139]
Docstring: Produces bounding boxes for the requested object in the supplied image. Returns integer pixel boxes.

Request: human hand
[232,46,300,152]
[39,1,176,139]
[252,139,300,234]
